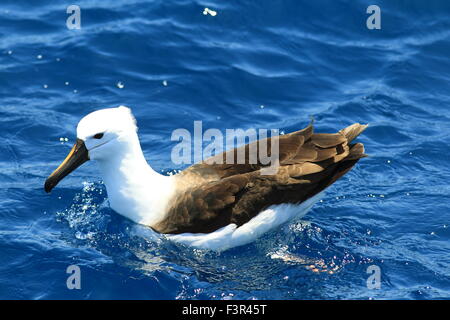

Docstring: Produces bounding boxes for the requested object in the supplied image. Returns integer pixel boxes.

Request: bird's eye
[93,133,104,139]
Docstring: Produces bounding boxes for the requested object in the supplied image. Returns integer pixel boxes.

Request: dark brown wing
[174,122,315,185]
[153,123,368,234]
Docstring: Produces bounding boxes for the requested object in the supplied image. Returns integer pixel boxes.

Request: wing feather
[154,123,367,234]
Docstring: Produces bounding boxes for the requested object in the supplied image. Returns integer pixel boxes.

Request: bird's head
[44,106,137,193]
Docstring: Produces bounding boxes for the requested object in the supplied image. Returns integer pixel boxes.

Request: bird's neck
[95,132,175,227]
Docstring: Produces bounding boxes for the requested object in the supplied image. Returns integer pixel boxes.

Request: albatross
[45,106,367,250]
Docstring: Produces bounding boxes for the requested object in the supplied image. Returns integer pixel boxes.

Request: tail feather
[345,143,368,160]
[340,123,368,144]
[289,122,368,201]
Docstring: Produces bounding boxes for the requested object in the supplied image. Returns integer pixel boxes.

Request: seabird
[45,106,367,250]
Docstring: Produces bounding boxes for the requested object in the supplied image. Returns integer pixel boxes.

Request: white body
[167,192,323,251]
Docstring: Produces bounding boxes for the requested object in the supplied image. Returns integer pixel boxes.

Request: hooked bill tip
[44,178,55,193]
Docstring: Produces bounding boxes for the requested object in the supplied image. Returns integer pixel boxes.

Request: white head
[45,106,140,192]
[77,106,138,160]
[77,106,137,160]
[45,106,175,227]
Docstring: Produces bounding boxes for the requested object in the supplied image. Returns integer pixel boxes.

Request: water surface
[0,0,449,299]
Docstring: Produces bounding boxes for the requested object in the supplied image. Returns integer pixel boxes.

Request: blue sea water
[1,0,450,300]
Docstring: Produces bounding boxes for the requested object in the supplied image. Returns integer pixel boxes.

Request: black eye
[93,133,104,139]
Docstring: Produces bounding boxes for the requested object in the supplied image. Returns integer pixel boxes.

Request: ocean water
[1,0,449,300]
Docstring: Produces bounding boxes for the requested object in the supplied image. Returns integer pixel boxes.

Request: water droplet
[43,84,48,88]
[162,80,168,86]
[260,105,265,109]
[7,50,12,55]
[75,231,86,240]
[116,81,124,89]
[37,54,43,59]
[65,81,69,86]
[203,8,217,16]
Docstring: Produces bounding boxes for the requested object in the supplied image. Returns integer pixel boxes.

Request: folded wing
[154,123,367,234]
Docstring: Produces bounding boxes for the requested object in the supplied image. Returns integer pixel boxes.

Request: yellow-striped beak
[44,138,89,193]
